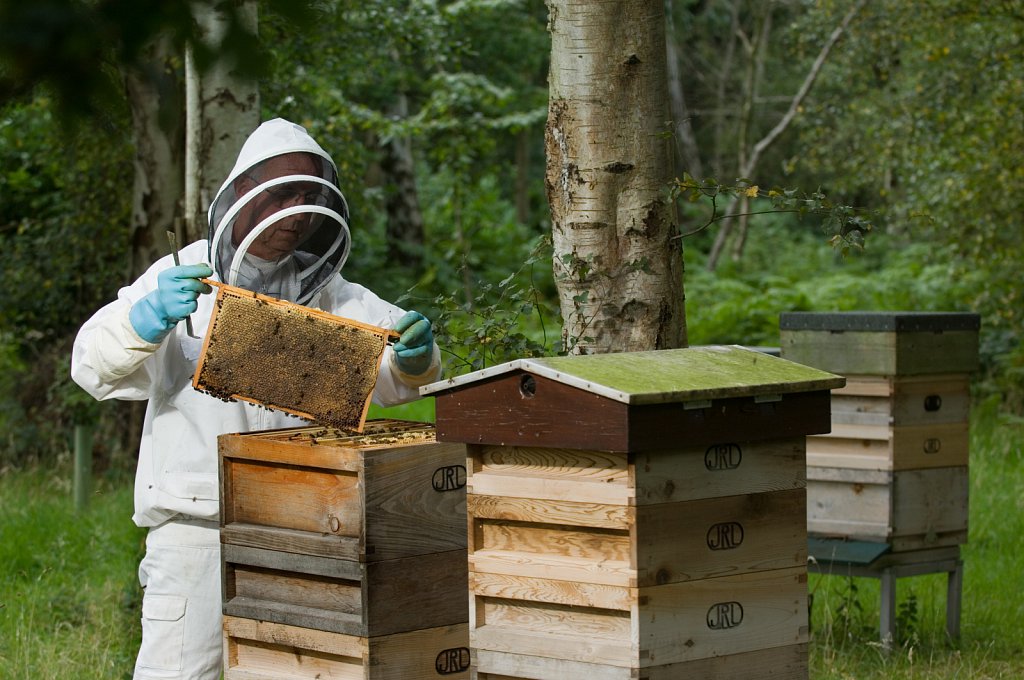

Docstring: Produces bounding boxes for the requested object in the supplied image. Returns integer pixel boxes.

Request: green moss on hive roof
[422,345,845,405]
[526,345,843,404]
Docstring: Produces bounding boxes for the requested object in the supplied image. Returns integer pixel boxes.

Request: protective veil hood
[207,118,351,304]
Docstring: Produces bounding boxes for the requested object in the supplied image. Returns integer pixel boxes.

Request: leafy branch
[409,236,558,376]
[671,174,876,256]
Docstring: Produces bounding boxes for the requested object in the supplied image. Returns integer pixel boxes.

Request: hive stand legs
[808,544,963,649]
[879,569,896,650]
[946,559,963,641]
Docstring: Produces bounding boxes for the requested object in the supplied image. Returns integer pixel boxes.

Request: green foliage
[788,0,1024,409]
[0,0,321,119]
[0,95,135,462]
[260,0,554,375]
[683,216,978,350]
[423,234,559,375]
[674,175,876,256]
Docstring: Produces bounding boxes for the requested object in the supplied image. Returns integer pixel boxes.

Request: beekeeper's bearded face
[231,152,324,261]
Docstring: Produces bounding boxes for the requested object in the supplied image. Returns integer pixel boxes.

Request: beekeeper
[71,118,441,680]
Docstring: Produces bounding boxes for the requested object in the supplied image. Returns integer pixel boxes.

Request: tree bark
[381,92,425,269]
[545,0,686,354]
[190,1,261,243]
[123,36,184,280]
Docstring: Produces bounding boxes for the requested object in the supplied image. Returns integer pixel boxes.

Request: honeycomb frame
[193,281,398,432]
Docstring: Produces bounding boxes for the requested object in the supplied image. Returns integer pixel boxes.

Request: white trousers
[133,518,221,680]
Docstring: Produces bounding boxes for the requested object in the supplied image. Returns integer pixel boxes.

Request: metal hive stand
[808,537,963,648]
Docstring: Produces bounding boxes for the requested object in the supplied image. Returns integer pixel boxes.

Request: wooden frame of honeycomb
[193,281,398,432]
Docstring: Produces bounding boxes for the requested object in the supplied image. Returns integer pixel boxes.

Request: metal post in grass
[73,423,93,511]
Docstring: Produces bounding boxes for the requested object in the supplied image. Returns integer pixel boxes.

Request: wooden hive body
[805,373,971,471]
[779,312,980,377]
[219,420,470,677]
[223,617,470,679]
[780,312,978,551]
[421,346,843,679]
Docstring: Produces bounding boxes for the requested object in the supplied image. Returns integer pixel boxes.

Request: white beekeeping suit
[71,118,440,680]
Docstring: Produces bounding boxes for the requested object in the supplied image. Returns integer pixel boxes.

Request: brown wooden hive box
[223,616,470,679]
[420,346,844,678]
[219,420,469,639]
[196,281,398,432]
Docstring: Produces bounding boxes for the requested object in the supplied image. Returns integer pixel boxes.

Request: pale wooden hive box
[421,346,844,680]
[218,419,470,672]
[779,312,978,550]
[806,466,969,551]
[223,617,470,680]
[195,282,396,432]
[806,373,970,471]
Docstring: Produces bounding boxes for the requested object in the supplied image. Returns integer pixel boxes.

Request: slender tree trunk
[124,36,184,280]
[515,129,532,224]
[381,92,425,269]
[706,0,865,271]
[711,0,742,179]
[709,3,771,267]
[190,2,260,243]
[665,0,702,178]
[546,0,686,354]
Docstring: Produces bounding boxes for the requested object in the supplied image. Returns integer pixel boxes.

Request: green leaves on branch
[406,236,558,376]
[671,174,875,256]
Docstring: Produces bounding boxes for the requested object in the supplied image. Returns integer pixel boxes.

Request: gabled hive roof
[421,344,844,405]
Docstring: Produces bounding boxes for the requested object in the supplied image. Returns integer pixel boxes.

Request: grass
[0,464,145,679]
[1,398,1021,678]
[808,397,1024,678]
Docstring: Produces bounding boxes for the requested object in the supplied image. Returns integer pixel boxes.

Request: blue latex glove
[392,311,435,375]
[129,264,214,343]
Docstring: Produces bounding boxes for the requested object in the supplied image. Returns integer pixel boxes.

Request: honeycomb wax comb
[193,281,399,432]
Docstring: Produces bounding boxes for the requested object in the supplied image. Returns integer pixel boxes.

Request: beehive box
[804,372,971,470]
[472,644,809,680]
[196,281,397,432]
[421,346,844,678]
[779,312,980,377]
[219,420,468,639]
[806,466,969,551]
[780,311,977,552]
[223,617,470,679]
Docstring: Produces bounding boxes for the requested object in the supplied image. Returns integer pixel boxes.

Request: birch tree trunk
[381,91,425,269]
[188,2,261,243]
[124,36,184,280]
[545,0,686,354]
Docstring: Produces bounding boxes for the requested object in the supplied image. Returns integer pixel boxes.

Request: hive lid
[194,282,397,432]
[420,344,844,405]
[780,311,980,333]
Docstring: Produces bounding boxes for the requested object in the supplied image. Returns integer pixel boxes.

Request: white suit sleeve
[71,300,162,401]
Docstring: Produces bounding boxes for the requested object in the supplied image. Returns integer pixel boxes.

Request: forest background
[2,0,1021,467]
